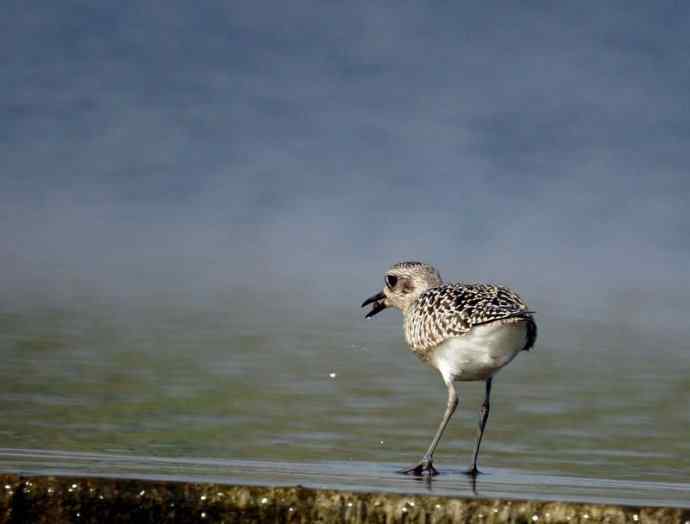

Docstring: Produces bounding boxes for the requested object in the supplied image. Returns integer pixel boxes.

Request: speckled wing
[404,283,535,354]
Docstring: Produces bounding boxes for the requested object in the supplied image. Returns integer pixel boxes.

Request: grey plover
[361,261,537,477]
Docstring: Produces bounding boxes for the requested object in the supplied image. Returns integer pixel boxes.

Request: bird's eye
[385,275,398,288]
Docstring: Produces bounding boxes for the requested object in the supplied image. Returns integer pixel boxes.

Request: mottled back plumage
[404,283,536,356]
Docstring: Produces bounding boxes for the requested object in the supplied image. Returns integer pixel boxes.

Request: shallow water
[0,298,689,503]
[2,448,690,508]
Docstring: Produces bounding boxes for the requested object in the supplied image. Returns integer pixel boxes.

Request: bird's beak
[361,291,387,319]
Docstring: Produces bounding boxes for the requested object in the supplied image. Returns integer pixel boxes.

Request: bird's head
[361,261,443,318]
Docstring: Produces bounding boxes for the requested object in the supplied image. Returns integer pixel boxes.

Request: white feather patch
[431,320,527,383]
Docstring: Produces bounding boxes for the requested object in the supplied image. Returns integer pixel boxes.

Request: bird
[361,261,537,477]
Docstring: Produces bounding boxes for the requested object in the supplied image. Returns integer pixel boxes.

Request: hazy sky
[2,2,689,328]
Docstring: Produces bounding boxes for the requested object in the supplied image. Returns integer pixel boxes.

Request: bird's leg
[399,381,458,477]
[466,378,492,476]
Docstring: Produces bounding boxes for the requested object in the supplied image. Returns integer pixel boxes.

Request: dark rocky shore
[1,473,688,523]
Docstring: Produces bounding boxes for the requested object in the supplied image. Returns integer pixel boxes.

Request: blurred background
[1,1,689,485]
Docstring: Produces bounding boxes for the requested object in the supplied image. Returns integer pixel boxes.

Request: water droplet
[329,372,337,378]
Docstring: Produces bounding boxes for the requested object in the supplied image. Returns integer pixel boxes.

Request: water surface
[1,298,688,503]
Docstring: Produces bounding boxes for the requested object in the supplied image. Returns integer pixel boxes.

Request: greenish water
[0,297,689,500]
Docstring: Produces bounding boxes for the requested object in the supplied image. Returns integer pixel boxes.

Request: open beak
[361,291,387,318]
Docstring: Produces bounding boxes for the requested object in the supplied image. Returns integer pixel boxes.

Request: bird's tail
[522,315,537,351]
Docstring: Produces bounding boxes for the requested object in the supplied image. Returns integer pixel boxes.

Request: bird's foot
[398,460,439,477]
[463,466,482,477]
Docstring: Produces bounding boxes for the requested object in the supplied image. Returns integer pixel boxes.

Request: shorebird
[361,261,537,477]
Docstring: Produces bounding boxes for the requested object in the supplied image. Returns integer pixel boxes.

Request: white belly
[430,321,527,383]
